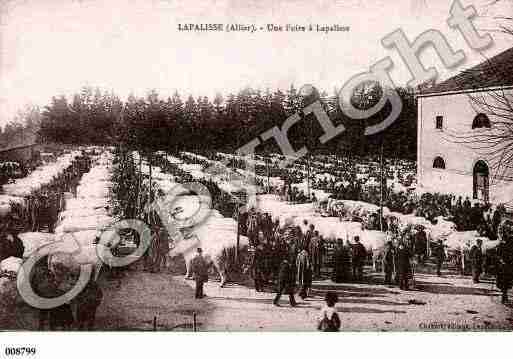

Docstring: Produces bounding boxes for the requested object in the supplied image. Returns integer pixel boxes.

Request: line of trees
[37,84,418,159]
[0,105,41,149]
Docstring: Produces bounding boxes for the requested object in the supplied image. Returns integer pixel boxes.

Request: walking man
[273,258,297,307]
[191,248,209,299]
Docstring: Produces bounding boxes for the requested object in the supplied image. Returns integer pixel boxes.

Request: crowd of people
[222,205,513,305]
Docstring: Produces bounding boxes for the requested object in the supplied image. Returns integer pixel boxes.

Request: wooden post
[137,155,142,218]
[193,312,197,332]
[379,140,384,232]
[153,316,157,331]
[307,154,311,200]
[266,157,270,193]
[149,152,153,203]
[235,208,240,264]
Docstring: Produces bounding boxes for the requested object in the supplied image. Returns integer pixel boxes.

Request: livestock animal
[169,219,249,287]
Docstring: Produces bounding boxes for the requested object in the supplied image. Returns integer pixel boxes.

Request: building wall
[417,88,513,203]
[0,145,39,164]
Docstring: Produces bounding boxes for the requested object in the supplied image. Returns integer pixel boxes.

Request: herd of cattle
[1,149,510,312]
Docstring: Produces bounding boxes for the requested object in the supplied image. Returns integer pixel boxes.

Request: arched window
[473,160,489,201]
[472,113,491,129]
[433,156,445,169]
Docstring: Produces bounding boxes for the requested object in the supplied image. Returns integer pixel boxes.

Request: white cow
[18,232,56,258]
[443,231,499,273]
[358,230,389,271]
[55,215,115,233]
[47,242,105,288]
[169,226,249,287]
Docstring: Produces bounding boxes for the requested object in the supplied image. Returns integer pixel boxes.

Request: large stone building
[417,47,513,206]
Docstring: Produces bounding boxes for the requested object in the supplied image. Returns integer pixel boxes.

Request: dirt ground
[181,271,513,331]
[2,265,513,331]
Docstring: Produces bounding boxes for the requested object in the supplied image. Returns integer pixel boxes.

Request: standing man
[309,230,321,279]
[496,235,513,304]
[252,244,265,292]
[153,225,170,273]
[433,239,446,276]
[397,242,412,290]
[470,239,484,283]
[296,247,312,300]
[303,224,315,251]
[351,236,367,282]
[273,258,297,307]
[414,226,428,264]
[383,240,395,285]
[332,239,346,283]
[191,248,209,299]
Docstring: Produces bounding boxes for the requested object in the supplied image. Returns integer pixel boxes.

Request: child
[317,291,341,332]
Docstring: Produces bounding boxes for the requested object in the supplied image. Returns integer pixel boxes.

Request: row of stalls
[0,150,115,317]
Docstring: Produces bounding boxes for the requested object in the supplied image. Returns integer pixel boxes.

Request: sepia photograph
[1,0,513,341]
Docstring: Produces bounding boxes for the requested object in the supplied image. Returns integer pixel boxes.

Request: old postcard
[1,0,513,340]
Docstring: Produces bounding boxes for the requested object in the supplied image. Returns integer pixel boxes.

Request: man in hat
[351,236,367,282]
[470,238,484,283]
[396,242,412,290]
[191,247,209,299]
[433,239,446,276]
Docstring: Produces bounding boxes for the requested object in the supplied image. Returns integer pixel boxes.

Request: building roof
[420,46,513,95]
[0,129,38,152]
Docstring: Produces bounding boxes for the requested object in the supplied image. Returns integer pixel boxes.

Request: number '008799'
[4,347,37,356]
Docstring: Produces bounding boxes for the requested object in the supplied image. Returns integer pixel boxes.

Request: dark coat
[433,243,446,262]
[396,247,411,274]
[277,260,295,293]
[352,242,367,265]
[496,241,513,291]
[191,254,209,281]
[332,245,351,282]
[75,281,103,312]
[383,246,395,271]
[0,233,24,261]
[252,248,265,279]
[414,230,427,256]
[470,245,483,267]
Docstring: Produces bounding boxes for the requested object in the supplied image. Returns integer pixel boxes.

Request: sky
[0,0,512,127]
